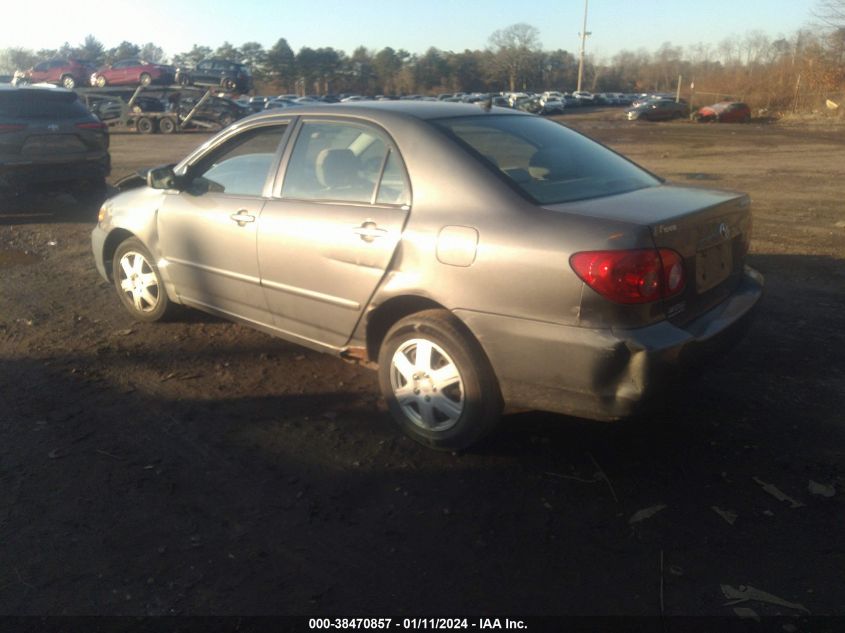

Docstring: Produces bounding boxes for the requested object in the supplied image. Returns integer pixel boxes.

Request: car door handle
[230,209,255,226]
[352,222,388,242]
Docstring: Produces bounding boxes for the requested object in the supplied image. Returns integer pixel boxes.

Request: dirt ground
[1,111,844,620]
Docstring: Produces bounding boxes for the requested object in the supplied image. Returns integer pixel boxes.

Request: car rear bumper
[0,155,110,192]
[455,265,764,421]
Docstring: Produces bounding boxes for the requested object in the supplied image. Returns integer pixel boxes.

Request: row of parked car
[16,57,253,93]
[625,95,752,122]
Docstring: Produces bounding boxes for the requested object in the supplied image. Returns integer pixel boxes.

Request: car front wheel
[61,75,76,89]
[139,72,152,86]
[112,238,173,322]
[378,310,502,451]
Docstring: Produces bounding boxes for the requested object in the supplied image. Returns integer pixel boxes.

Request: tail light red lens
[0,124,26,134]
[740,217,752,257]
[570,248,686,304]
[76,121,107,131]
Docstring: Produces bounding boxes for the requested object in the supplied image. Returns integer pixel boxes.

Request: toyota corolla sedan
[92,102,763,450]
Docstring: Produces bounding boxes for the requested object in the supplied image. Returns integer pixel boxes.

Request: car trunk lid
[547,184,752,324]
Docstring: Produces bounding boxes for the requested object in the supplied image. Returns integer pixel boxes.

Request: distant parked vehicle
[540,97,566,114]
[177,95,249,128]
[21,59,96,89]
[87,95,165,121]
[247,96,269,112]
[264,97,299,110]
[626,98,689,121]
[176,59,252,93]
[572,91,595,104]
[92,59,175,87]
[695,101,751,123]
[0,84,109,199]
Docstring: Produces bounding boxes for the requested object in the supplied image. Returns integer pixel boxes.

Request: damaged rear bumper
[454,266,764,421]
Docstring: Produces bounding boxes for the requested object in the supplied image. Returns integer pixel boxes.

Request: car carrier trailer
[75,84,220,134]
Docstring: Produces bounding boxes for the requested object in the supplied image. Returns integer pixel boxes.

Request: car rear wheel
[222,78,236,91]
[95,75,107,88]
[378,310,502,451]
[61,75,76,89]
[113,238,174,322]
[218,113,234,128]
[139,73,152,86]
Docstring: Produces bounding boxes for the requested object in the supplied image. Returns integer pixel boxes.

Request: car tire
[177,73,191,87]
[221,78,236,91]
[61,75,76,89]
[112,238,174,322]
[95,75,107,88]
[139,73,152,86]
[218,113,234,128]
[136,117,156,134]
[377,309,502,451]
[158,117,177,134]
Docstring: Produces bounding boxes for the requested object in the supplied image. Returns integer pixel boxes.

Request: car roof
[0,83,72,94]
[240,100,531,122]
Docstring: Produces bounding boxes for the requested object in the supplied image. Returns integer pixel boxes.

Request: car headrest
[315,148,359,188]
[528,147,576,181]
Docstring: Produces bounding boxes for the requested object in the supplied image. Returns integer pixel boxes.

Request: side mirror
[146,164,180,190]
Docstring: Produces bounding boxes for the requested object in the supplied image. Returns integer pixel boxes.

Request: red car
[91,59,175,87]
[22,59,96,89]
[695,101,751,123]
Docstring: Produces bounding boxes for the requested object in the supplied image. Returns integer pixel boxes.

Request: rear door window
[280,120,410,206]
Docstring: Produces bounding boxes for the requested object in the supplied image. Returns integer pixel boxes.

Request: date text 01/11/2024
[308,618,527,630]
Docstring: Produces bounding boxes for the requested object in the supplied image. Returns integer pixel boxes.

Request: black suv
[175,59,253,93]
[0,85,110,198]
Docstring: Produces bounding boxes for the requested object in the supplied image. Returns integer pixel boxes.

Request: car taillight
[76,121,107,132]
[570,248,686,304]
[740,217,752,257]
[0,124,26,134]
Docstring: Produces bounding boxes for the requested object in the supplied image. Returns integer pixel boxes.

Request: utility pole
[576,0,591,92]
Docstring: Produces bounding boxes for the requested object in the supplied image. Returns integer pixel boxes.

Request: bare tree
[488,23,542,91]
[814,0,845,28]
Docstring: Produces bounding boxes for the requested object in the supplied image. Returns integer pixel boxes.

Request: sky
[1,0,817,60]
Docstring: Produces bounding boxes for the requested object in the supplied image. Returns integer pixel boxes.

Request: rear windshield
[432,114,660,204]
[0,90,91,119]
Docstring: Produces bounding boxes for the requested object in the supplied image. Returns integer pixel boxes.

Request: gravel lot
[1,112,844,619]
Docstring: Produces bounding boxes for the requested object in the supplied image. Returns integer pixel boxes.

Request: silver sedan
[92,102,763,450]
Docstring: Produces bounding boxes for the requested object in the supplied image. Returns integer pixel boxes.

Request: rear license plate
[696,242,732,293]
[23,135,86,155]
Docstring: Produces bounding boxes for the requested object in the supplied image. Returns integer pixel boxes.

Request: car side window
[281,120,408,205]
[376,150,411,206]
[34,62,49,72]
[187,125,288,197]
